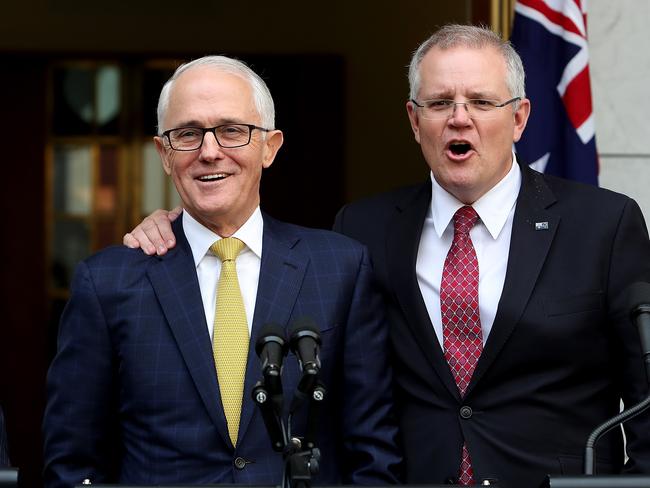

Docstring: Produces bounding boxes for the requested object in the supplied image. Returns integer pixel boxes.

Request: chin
[442,167,477,185]
[188,201,229,220]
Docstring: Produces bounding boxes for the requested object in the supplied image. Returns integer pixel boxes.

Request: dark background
[0,1,490,485]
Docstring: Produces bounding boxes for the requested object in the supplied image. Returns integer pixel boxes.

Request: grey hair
[156,55,276,134]
[408,24,526,102]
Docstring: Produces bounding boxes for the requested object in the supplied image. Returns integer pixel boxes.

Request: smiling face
[407,45,530,204]
[154,66,283,236]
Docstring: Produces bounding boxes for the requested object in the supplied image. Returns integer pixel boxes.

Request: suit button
[234,457,247,470]
[460,405,473,419]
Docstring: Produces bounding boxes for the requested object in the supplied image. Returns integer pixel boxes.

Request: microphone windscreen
[255,322,286,356]
[626,282,650,316]
[288,316,320,337]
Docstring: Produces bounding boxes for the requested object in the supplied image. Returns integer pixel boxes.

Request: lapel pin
[535,221,549,231]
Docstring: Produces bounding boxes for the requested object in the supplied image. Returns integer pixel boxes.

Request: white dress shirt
[416,154,522,346]
[183,208,263,339]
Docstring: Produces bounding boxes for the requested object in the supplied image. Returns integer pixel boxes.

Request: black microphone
[627,281,650,384]
[289,317,321,376]
[255,322,288,397]
[253,323,288,451]
[288,317,322,413]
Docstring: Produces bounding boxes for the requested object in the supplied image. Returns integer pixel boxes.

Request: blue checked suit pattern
[43,213,401,488]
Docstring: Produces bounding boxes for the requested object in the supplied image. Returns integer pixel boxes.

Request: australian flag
[510,0,599,185]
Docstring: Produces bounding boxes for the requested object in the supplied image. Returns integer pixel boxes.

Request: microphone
[255,323,288,397]
[288,317,322,413]
[289,317,321,376]
[627,281,650,383]
[253,323,288,452]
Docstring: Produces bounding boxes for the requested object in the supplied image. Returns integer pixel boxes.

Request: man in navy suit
[126,26,650,487]
[43,56,401,488]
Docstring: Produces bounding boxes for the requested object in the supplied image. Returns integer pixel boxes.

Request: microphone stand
[543,287,650,487]
[252,380,287,452]
[583,395,650,474]
[284,371,325,488]
[542,393,650,487]
[253,367,326,488]
[580,299,650,476]
[543,388,650,486]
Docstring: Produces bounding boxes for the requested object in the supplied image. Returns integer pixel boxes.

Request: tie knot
[453,206,479,236]
[210,237,245,262]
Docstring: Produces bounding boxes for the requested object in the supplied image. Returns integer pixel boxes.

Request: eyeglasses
[161,123,271,151]
[410,97,521,120]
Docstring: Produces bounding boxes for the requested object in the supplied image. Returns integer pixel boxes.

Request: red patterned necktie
[441,205,483,486]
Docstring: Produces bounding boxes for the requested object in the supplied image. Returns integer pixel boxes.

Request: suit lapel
[386,182,461,399]
[237,214,309,444]
[468,163,559,394]
[147,217,231,444]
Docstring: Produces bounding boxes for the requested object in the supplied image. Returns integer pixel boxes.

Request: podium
[0,469,17,488]
[73,481,650,488]
[543,475,650,487]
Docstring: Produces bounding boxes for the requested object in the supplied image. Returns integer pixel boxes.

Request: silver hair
[408,24,526,102]
[156,55,276,134]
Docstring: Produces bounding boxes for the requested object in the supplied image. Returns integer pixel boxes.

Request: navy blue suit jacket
[43,213,401,487]
[334,162,650,488]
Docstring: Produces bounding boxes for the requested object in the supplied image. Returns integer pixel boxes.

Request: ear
[154,135,173,176]
[406,100,422,144]
[512,98,531,143]
[262,130,284,169]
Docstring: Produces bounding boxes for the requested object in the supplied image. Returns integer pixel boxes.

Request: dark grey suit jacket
[334,161,650,488]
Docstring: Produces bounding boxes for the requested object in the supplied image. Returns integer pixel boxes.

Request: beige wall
[1,0,472,201]
[589,0,650,222]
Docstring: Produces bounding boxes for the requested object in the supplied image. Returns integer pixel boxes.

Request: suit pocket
[319,324,339,353]
[544,292,604,317]
[285,323,338,359]
[320,323,338,334]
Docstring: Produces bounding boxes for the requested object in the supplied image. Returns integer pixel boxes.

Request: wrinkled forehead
[417,45,509,99]
[165,67,258,125]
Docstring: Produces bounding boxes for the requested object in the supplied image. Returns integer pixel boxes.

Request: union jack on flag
[510,0,599,185]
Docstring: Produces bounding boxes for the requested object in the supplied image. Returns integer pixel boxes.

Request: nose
[199,130,224,161]
[448,102,472,126]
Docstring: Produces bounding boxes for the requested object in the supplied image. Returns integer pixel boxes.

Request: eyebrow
[171,117,246,128]
[420,90,501,100]
[466,91,500,100]
[418,91,450,100]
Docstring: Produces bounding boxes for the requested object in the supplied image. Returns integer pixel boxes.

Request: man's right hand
[123,206,182,255]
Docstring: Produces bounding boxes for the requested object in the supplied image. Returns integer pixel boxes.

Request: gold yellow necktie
[210,237,249,447]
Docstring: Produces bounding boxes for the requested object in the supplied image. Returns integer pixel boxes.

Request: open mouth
[197,173,228,182]
[449,142,473,156]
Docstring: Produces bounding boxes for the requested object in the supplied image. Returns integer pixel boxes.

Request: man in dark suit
[43,56,401,488]
[124,26,650,487]
[335,25,650,486]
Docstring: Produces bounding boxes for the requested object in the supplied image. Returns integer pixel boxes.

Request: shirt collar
[429,152,522,239]
[183,207,264,267]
